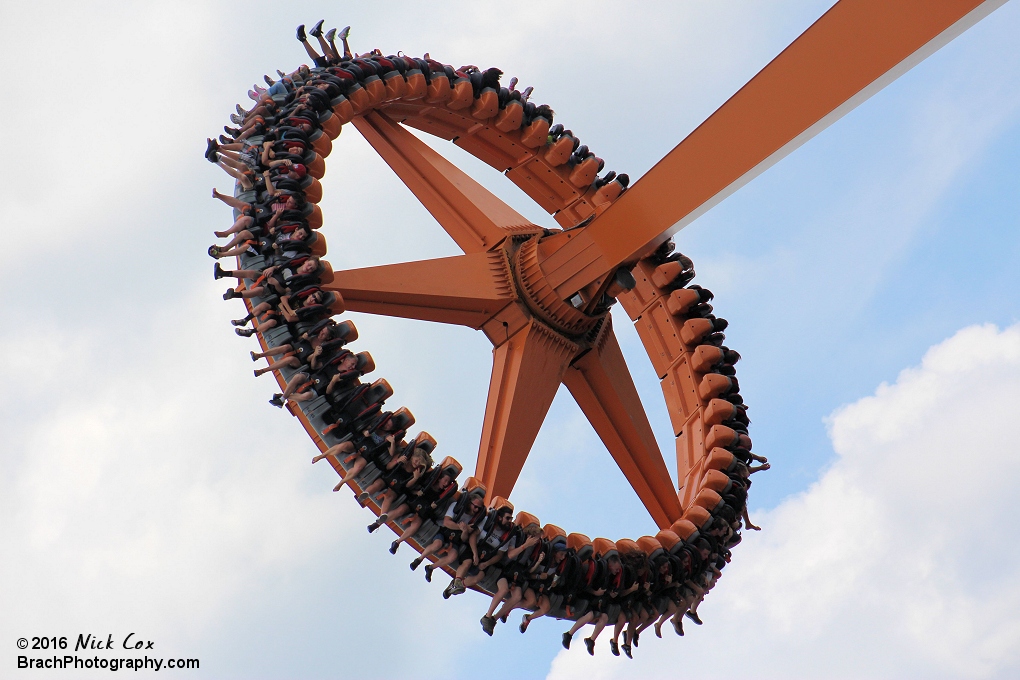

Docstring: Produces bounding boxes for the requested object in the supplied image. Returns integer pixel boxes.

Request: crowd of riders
[205,20,768,656]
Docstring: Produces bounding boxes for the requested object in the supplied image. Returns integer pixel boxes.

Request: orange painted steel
[538,0,1006,301]
[288,0,1002,536]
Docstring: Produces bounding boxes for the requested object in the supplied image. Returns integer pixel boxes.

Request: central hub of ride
[509,235,605,340]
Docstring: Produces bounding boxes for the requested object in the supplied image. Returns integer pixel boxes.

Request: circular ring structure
[212,51,757,623]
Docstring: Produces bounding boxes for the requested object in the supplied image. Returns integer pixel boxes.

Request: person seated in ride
[618,552,654,658]
[407,484,482,576]
[315,421,399,488]
[518,536,569,634]
[636,554,679,640]
[385,468,459,558]
[684,538,724,627]
[444,504,516,599]
[479,523,543,636]
[562,553,618,655]
[667,537,712,633]
[233,286,324,337]
[361,442,432,532]
[601,551,643,657]
[491,532,549,631]
[251,320,342,377]
[217,255,321,306]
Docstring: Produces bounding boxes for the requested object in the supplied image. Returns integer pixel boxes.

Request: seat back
[542,524,567,542]
[592,538,617,559]
[355,352,375,374]
[488,495,513,513]
[615,538,641,556]
[670,519,699,542]
[637,536,664,560]
[415,432,437,455]
[389,406,415,431]
[567,533,592,558]
[514,511,540,530]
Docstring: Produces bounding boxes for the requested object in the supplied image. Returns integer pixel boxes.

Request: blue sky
[1,1,1019,678]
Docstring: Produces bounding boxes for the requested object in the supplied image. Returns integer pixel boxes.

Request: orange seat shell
[567,533,592,552]
[592,537,617,558]
[489,495,513,512]
[616,538,641,555]
[447,79,474,110]
[682,505,713,530]
[666,288,702,317]
[514,511,540,528]
[669,519,699,540]
[543,524,567,541]
[495,101,524,132]
[520,117,550,148]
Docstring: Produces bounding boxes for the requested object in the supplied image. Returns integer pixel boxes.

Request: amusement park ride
[211,0,1006,635]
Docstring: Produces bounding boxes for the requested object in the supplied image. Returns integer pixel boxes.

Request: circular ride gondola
[207,0,1001,647]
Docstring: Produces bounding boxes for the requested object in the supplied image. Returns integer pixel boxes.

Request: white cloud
[547,323,1020,680]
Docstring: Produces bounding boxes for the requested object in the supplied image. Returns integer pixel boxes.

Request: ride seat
[447,78,474,110]
[355,352,375,374]
[317,260,335,285]
[544,134,574,166]
[691,344,725,372]
[705,424,741,451]
[463,476,487,496]
[383,71,407,100]
[615,538,641,556]
[654,530,683,555]
[415,432,439,456]
[591,176,625,207]
[514,511,540,529]
[389,406,415,432]
[569,155,600,188]
[489,496,514,513]
[681,504,713,531]
[346,84,370,113]
[592,538,617,560]
[363,75,386,106]
[637,536,664,560]
[699,373,733,401]
[543,524,567,542]
[704,398,737,426]
[680,318,715,346]
[495,100,524,132]
[304,178,323,203]
[701,469,733,494]
[321,110,343,138]
[651,261,694,290]
[434,452,459,473]
[567,533,592,559]
[425,75,452,104]
[471,87,499,120]
[705,447,737,473]
[520,116,550,148]
[404,69,427,99]
[669,519,699,542]
[666,288,703,317]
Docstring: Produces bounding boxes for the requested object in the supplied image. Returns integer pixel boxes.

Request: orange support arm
[542,0,1006,298]
[562,319,682,528]
[324,251,516,329]
[353,111,538,254]
[475,320,578,500]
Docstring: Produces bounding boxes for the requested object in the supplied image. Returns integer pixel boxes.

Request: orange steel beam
[475,320,578,499]
[562,319,682,528]
[325,251,516,329]
[353,111,539,254]
[541,0,1006,299]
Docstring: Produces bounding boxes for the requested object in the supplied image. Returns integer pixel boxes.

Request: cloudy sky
[2,0,1019,678]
